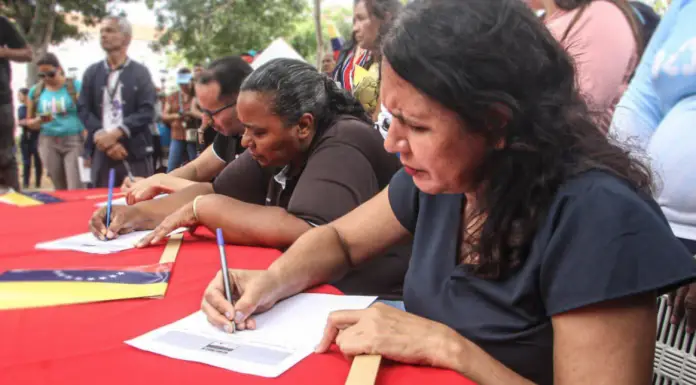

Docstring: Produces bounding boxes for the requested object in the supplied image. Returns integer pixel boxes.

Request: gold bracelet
[192,195,204,221]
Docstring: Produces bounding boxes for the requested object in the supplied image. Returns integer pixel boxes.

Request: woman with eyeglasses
[25,53,85,190]
[90,58,409,299]
[121,56,252,203]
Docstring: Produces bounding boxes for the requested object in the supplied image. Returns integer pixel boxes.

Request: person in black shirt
[121,56,251,204]
[16,88,42,189]
[199,1,696,384]
[0,16,33,191]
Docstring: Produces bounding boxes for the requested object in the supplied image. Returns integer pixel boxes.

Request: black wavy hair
[36,52,61,69]
[383,0,652,279]
[241,58,370,132]
[197,56,253,101]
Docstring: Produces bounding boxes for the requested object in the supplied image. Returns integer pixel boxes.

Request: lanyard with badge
[106,63,125,129]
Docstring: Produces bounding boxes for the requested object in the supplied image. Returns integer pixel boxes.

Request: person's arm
[78,67,101,159]
[119,66,156,137]
[188,98,203,120]
[0,46,32,62]
[24,88,42,130]
[380,293,653,385]
[124,146,228,203]
[0,18,32,62]
[610,0,681,149]
[260,187,410,302]
[169,145,225,181]
[161,100,180,124]
[194,194,313,248]
[132,182,214,223]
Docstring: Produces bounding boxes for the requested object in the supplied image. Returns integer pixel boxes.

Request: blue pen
[216,228,236,332]
[106,168,115,230]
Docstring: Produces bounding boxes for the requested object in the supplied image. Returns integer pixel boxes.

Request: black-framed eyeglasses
[38,71,57,79]
[201,102,236,119]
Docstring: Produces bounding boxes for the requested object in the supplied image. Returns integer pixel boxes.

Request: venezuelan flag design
[0,191,43,207]
[0,263,173,310]
[24,192,64,204]
[327,22,344,61]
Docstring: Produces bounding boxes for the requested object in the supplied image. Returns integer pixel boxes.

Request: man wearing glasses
[120,56,252,202]
[0,15,33,192]
[78,16,157,187]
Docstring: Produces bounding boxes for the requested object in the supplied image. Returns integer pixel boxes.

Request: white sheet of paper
[96,194,168,208]
[78,156,91,184]
[125,293,377,378]
[35,228,186,255]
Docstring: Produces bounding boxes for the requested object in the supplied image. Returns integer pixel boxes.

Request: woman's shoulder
[547,170,667,236]
[584,0,628,17]
[559,169,643,194]
[555,170,655,211]
[323,115,377,141]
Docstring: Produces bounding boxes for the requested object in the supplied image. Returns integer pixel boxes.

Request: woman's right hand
[121,176,145,191]
[125,174,176,205]
[201,269,282,333]
[88,205,155,240]
[27,117,42,130]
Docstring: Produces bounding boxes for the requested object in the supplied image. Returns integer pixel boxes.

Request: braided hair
[241,58,371,133]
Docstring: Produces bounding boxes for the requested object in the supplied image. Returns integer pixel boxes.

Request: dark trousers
[20,132,42,188]
[0,103,19,191]
[91,151,154,188]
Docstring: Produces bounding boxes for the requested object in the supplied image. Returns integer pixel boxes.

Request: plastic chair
[654,295,696,384]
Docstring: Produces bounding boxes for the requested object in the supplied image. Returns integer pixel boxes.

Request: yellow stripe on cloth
[0,281,168,310]
[0,192,43,207]
[0,233,184,310]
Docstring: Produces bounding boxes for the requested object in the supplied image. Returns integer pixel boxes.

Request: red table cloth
[0,190,473,385]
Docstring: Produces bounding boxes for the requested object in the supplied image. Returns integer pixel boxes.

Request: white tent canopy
[251,38,306,70]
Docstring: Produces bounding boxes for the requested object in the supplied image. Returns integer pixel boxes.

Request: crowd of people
[3,0,696,383]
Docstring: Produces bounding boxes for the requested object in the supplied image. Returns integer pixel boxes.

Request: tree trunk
[313,0,324,69]
[25,0,58,87]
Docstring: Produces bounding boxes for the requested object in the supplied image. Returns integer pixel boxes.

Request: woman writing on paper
[199,1,696,384]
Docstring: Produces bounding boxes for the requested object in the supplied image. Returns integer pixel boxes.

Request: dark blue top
[388,168,696,384]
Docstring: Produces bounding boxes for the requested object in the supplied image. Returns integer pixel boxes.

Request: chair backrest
[654,295,696,384]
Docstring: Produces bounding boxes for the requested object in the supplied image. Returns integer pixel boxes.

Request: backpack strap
[65,78,78,109]
[27,81,45,119]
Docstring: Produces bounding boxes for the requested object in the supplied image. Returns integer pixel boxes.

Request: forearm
[169,163,200,180]
[265,225,353,302]
[136,182,214,222]
[158,174,198,191]
[0,47,32,62]
[170,147,224,182]
[196,194,312,249]
[162,114,179,123]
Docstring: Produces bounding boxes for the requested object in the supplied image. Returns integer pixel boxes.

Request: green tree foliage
[146,0,306,65]
[288,5,353,62]
[1,0,132,84]
[1,0,122,44]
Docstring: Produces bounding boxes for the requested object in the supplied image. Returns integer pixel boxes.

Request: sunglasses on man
[38,71,57,79]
